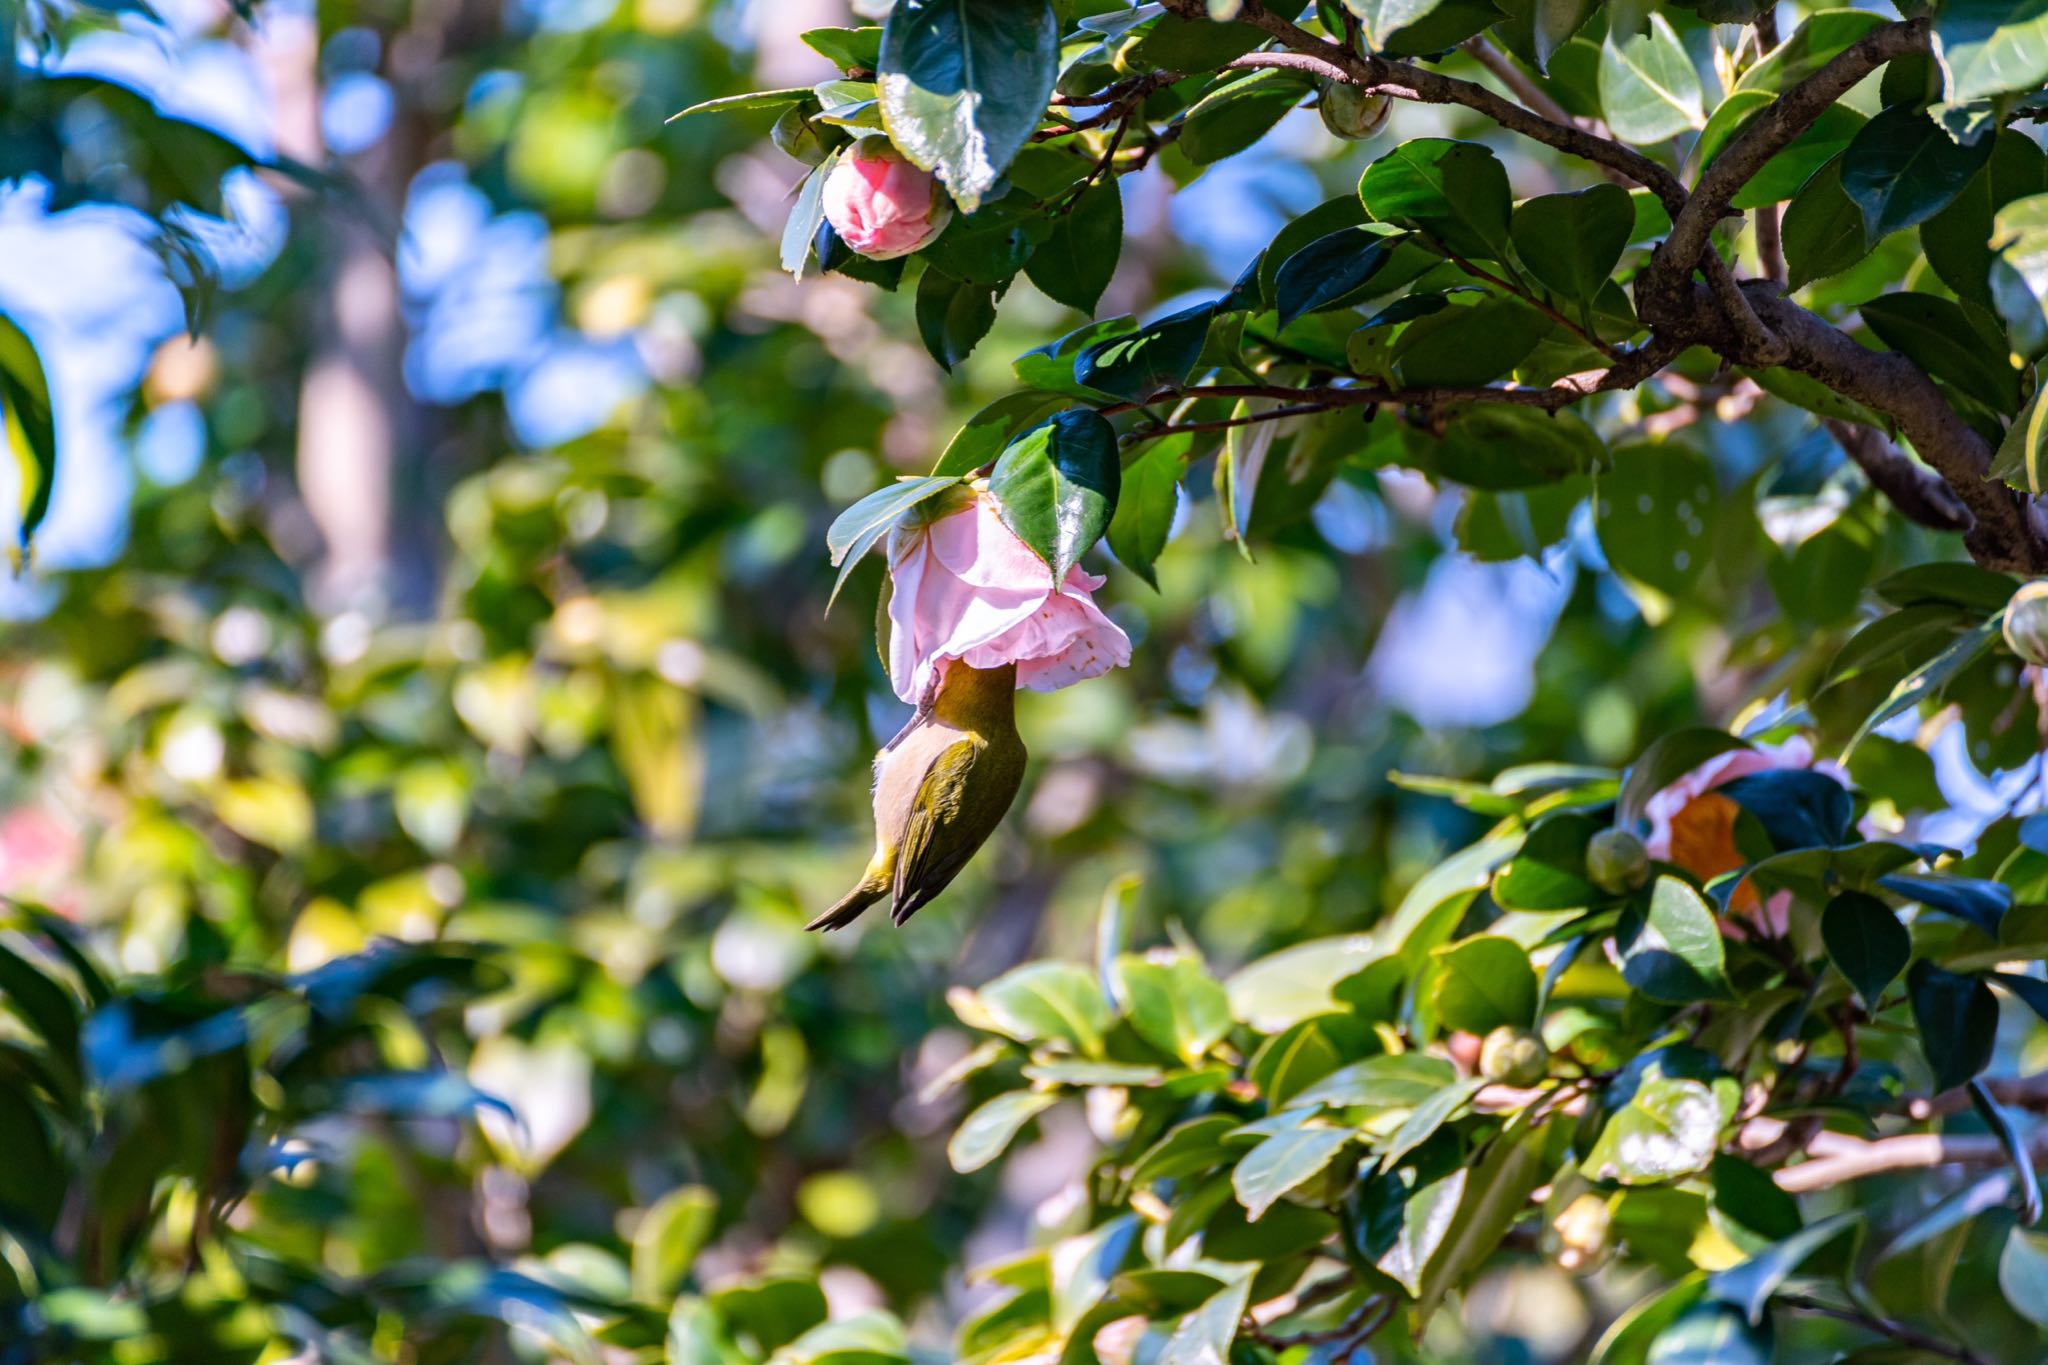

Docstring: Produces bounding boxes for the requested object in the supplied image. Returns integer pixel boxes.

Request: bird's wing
[891,737,985,924]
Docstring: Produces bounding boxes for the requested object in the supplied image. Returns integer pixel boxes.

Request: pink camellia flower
[887,488,1131,705]
[0,804,82,918]
[1643,735,1847,936]
[822,136,952,260]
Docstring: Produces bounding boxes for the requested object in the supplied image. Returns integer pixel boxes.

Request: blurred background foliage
[1,0,2043,1360]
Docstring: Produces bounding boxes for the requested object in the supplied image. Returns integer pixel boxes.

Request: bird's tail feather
[807,877,888,932]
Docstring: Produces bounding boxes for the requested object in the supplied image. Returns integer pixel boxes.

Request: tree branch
[1778,1295,1993,1365]
[1222,1,1687,215]
[1824,419,1971,534]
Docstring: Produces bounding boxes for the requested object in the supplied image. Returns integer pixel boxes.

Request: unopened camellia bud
[1318,80,1391,141]
[2005,580,2048,667]
[1585,827,1650,895]
[821,134,953,261]
[1479,1025,1549,1087]
[1550,1193,1614,1274]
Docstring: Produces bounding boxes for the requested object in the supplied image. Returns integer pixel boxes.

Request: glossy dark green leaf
[1727,106,1866,211]
[1645,1302,1773,1365]
[1422,403,1598,491]
[1717,769,1854,852]
[932,391,1070,477]
[1025,180,1122,315]
[1707,1212,1861,1325]
[915,268,1002,371]
[1859,292,2021,413]
[0,315,55,556]
[1782,157,1872,288]
[801,26,883,73]
[1969,1079,2042,1227]
[1908,962,1998,1092]
[1936,0,2048,103]
[1509,184,1634,302]
[989,408,1119,581]
[1358,139,1513,260]
[1839,105,1995,241]
[1493,811,1603,911]
[1821,891,1910,1010]
[1734,9,1884,93]
[1923,131,2048,307]
[1380,1077,1483,1169]
[1618,729,1749,827]
[1617,877,1733,1005]
[1179,69,1309,166]
[1072,302,1214,400]
[1273,226,1399,329]
[1287,1052,1459,1111]
[1231,1121,1352,1220]
[1879,873,2011,938]
[1393,297,1552,389]
[877,0,1058,213]
[823,476,962,608]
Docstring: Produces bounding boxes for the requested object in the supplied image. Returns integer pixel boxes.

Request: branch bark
[1824,419,1971,534]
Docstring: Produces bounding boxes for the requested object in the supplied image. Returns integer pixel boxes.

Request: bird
[808,660,1027,931]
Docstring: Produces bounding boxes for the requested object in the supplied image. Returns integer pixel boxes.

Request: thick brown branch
[1654,19,1929,306]
[1749,284,2048,571]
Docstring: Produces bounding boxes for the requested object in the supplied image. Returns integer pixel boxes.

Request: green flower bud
[2005,580,2048,667]
[1318,81,1391,141]
[1585,827,1650,895]
[1479,1025,1549,1087]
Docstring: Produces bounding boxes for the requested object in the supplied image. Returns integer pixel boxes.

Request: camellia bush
[7,0,2048,1362]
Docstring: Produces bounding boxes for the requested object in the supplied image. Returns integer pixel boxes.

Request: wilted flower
[1643,735,1845,934]
[822,136,952,260]
[886,488,1130,705]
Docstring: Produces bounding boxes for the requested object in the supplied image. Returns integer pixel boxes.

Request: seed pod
[2005,580,2048,667]
[1586,827,1650,895]
[1479,1025,1550,1087]
[1318,80,1391,141]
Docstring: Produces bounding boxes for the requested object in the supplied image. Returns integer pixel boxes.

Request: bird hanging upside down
[808,660,1027,931]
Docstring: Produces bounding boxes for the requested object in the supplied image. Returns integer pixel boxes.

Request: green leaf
[2001,1226,2048,1327]
[710,1277,829,1354]
[1415,1114,1563,1317]
[1730,106,1865,211]
[1393,298,1553,390]
[1380,1076,1483,1169]
[1126,15,1270,71]
[1492,811,1604,911]
[949,1090,1058,1172]
[1645,1302,1773,1365]
[1735,9,1886,93]
[1225,935,1384,1031]
[1861,293,2021,413]
[1287,1052,1459,1111]
[823,475,963,609]
[1231,1122,1352,1220]
[1599,14,1704,145]
[988,408,1120,581]
[915,268,1001,370]
[1133,1116,1241,1186]
[1586,1059,1735,1185]
[1936,0,2048,103]
[1420,403,1597,490]
[0,316,55,558]
[668,87,815,120]
[1114,951,1232,1064]
[1879,872,2011,938]
[775,1310,909,1365]
[1378,1166,1464,1294]
[877,0,1058,213]
[1157,1275,1249,1365]
[1908,961,1999,1092]
[1343,0,1446,51]
[932,391,1070,477]
[1845,617,2001,756]
[1840,105,1995,241]
[801,26,884,73]
[1358,138,1513,260]
[1273,226,1400,329]
[632,1185,718,1304]
[1707,1213,1862,1325]
[1619,729,1749,828]
[1597,442,1718,595]
[1106,438,1183,588]
[1924,131,2048,309]
[1431,936,1537,1033]
[1991,191,2048,358]
[1249,1014,1373,1106]
[978,962,1114,1056]
[1072,302,1214,400]
[1025,180,1122,315]
[1781,156,1873,288]
[1820,891,1909,1011]
[1617,878,1733,1005]
[782,155,837,279]
[1178,68,1310,166]
[1257,195,1369,307]
[1970,1079,2042,1227]
[1510,184,1634,302]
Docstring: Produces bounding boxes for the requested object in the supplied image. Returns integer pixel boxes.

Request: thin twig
[1779,1294,1992,1365]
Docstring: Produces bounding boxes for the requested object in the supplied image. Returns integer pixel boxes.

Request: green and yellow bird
[808,661,1027,931]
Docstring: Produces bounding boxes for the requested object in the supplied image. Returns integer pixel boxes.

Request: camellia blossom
[886,489,1130,705]
[1643,735,1847,935]
[821,137,952,261]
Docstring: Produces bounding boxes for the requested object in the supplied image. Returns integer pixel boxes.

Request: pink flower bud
[822,136,953,261]
[886,489,1131,705]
